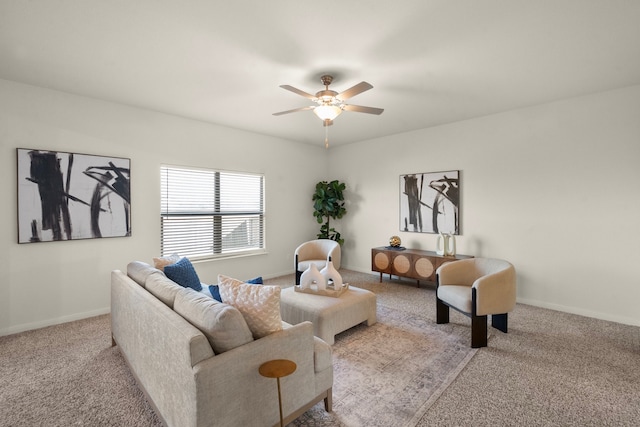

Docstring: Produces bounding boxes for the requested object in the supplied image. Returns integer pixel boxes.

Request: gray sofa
[111,261,333,427]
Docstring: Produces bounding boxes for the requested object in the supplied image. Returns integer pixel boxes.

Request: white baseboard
[0,307,111,337]
[5,273,636,337]
[344,264,640,327]
[515,297,640,327]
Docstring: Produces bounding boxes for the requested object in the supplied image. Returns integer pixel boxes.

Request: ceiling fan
[273,75,384,126]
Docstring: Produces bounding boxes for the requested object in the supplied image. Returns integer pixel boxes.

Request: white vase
[320,260,342,288]
[436,233,456,256]
[300,264,326,290]
[446,234,456,256]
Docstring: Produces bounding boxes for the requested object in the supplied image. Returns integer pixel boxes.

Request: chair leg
[471,314,488,348]
[436,298,450,324]
[491,313,508,333]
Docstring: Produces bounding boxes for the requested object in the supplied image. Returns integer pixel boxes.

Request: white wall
[330,85,640,326]
[0,79,327,335]
[2,79,638,335]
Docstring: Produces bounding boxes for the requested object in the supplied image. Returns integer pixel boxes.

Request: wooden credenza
[371,247,473,285]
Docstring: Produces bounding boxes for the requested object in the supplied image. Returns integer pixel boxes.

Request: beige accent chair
[295,239,341,285]
[436,258,516,348]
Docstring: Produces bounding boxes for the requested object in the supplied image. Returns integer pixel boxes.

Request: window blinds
[160,165,264,259]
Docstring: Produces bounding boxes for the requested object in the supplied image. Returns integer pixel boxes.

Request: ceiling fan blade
[279,85,317,100]
[342,104,384,115]
[272,106,314,116]
[336,81,373,100]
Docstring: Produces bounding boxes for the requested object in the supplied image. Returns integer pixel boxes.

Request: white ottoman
[280,286,377,345]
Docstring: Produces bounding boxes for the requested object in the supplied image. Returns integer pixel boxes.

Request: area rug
[265,270,478,427]
[0,270,476,427]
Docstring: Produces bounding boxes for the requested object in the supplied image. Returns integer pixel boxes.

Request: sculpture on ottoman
[295,239,341,285]
[300,264,326,290]
[320,260,342,288]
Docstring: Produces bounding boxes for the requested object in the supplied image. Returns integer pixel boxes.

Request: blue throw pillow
[246,276,263,284]
[209,285,222,302]
[164,257,203,291]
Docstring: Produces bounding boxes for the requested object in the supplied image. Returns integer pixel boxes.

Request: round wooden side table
[259,359,297,427]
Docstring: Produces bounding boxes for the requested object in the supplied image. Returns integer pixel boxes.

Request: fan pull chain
[325,125,329,149]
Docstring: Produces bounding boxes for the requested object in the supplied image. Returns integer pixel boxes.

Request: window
[160,165,264,259]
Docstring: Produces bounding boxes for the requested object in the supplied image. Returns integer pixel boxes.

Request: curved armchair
[295,239,341,285]
[436,258,516,348]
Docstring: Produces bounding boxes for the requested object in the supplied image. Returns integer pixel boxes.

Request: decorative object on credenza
[299,263,326,290]
[399,170,460,235]
[17,148,131,243]
[320,260,343,287]
[385,235,405,250]
[436,232,456,256]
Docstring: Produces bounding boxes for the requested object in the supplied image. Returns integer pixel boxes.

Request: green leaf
[312,179,347,246]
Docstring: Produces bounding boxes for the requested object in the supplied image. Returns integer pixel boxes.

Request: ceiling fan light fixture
[313,105,342,121]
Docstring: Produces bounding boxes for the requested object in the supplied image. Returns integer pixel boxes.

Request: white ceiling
[1,1,640,147]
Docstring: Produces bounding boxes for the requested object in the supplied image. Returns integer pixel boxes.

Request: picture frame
[17,148,131,243]
[399,170,460,235]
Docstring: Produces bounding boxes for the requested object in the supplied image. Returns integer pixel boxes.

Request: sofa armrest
[313,336,332,373]
[192,321,330,427]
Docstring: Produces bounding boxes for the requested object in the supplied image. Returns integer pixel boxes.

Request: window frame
[160,164,266,260]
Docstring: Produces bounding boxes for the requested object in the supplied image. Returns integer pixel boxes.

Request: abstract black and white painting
[399,170,460,235]
[17,148,131,243]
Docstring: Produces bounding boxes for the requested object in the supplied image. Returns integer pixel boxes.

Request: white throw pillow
[218,274,283,339]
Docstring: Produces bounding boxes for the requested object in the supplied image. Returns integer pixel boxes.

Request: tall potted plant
[312,180,347,245]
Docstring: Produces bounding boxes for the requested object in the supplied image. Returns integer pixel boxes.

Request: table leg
[276,377,283,427]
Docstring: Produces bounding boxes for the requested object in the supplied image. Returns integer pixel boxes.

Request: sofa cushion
[152,253,181,271]
[127,261,162,287]
[174,288,254,354]
[218,275,283,339]
[145,273,185,308]
[164,257,203,291]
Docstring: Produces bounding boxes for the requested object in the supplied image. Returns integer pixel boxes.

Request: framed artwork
[17,148,131,243]
[399,170,460,235]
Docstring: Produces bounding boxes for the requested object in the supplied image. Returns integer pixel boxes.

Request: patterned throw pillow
[208,276,262,302]
[164,257,203,291]
[218,274,282,339]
